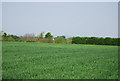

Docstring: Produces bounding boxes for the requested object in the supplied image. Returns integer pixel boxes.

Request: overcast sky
[2,2,118,38]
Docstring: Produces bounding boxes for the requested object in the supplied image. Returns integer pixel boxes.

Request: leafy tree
[118,38,120,46]
[55,36,66,43]
[72,37,81,44]
[96,37,104,45]
[72,36,119,46]
[87,37,98,44]
[104,37,112,45]
[7,35,20,41]
[57,36,66,39]
[45,32,53,38]
[2,32,8,41]
[2,32,7,38]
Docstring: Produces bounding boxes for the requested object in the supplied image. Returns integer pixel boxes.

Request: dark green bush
[72,37,119,46]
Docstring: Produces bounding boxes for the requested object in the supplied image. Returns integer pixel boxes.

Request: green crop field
[2,41,118,79]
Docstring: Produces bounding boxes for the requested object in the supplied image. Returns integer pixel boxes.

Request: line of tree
[72,37,120,46]
[0,31,119,46]
[0,31,72,44]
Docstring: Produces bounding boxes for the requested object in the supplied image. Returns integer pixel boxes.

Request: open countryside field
[2,41,118,79]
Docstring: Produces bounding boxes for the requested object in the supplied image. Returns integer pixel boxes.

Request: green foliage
[54,36,66,43]
[118,38,120,46]
[7,35,20,41]
[2,41,118,79]
[45,32,53,39]
[1,32,119,46]
[72,37,81,44]
[72,37,119,46]
[57,36,66,39]
[1,32,20,41]
[2,32,7,41]
[0,41,1,80]
[2,32,7,37]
